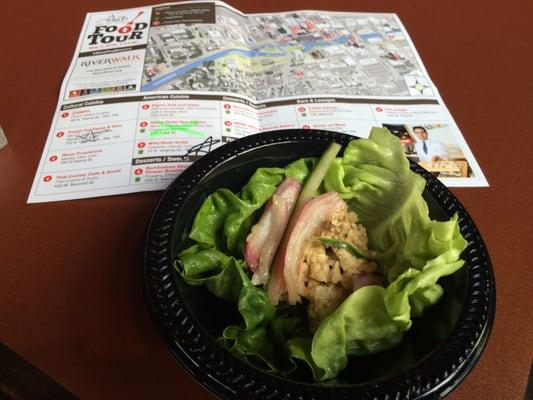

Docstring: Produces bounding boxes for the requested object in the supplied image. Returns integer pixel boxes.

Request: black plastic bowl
[141,130,495,399]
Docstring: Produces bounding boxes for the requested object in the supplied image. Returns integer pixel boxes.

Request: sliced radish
[269,192,346,305]
[244,178,301,285]
[266,142,342,305]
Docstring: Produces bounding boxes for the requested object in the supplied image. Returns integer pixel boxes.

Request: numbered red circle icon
[134,168,144,176]
[43,175,52,182]
[137,142,146,148]
[140,121,148,128]
[61,112,69,118]
[298,107,306,112]
[223,104,231,109]
[56,131,64,138]
[142,104,150,110]
[375,107,383,112]
[224,121,232,127]
[302,124,310,129]
[49,155,58,162]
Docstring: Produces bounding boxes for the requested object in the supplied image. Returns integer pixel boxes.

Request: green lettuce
[177,243,306,373]
[307,238,465,380]
[176,128,467,381]
[189,167,285,252]
[177,162,311,373]
[188,158,315,252]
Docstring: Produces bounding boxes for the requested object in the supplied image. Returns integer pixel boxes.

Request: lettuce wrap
[176,128,467,380]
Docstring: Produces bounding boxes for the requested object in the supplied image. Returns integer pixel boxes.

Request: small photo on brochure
[382,123,474,178]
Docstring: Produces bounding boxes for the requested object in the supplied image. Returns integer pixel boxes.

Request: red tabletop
[1,0,532,399]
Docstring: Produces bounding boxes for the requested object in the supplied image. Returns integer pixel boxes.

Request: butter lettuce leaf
[308,128,468,379]
[308,246,465,380]
[189,159,314,252]
[189,167,285,252]
[324,127,467,281]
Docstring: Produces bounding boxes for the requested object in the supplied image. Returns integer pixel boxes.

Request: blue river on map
[141,35,349,91]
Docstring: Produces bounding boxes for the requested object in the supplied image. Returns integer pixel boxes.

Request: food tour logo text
[87,11,147,45]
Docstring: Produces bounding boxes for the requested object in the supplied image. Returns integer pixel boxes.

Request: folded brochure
[28,1,487,203]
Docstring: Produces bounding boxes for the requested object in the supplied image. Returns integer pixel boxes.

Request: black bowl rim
[141,129,495,400]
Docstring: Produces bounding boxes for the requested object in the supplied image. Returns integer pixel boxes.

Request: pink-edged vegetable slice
[269,192,346,305]
[266,142,342,305]
[244,177,301,286]
[244,209,272,272]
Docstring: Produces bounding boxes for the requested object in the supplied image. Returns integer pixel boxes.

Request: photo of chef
[411,125,448,162]
[382,123,474,178]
